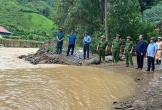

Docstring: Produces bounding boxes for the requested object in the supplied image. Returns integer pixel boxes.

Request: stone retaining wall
[0,39,43,48]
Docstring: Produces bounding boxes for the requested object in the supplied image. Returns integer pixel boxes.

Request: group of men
[55,28,162,72]
[97,34,162,72]
[55,28,91,59]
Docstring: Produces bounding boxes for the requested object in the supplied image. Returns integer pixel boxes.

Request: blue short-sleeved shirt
[69,35,76,45]
[56,32,64,42]
[84,36,91,44]
[147,43,158,57]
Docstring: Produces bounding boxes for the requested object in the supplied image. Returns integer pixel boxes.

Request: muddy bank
[18,40,126,66]
[113,71,162,110]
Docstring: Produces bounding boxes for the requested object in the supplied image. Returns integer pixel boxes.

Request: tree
[138,0,162,20]
[52,0,156,52]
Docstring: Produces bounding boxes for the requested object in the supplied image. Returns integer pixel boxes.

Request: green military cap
[84,31,88,34]
[71,30,75,32]
[116,34,120,37]
[101,35,106,39]
[127,36,131,39]
[150,37,155,40]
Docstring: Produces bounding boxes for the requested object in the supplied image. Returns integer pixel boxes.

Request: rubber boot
[159,60,161,65]
[155,60,159,65]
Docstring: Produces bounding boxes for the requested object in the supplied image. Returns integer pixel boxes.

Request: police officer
[96,35,108,63]
[111,34,122,65]
[124,36,134,67]
[56,28,65,54]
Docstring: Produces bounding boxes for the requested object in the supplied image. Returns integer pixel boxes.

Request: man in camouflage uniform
[111,34,122,65]
[124,36,134,67]
[96,35,108,63]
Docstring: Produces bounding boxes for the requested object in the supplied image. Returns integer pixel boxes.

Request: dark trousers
[67,44,75,56]
[147,56,155,71]
[83,44,89,59]
[137,53,144,69]
[56,42,63,54]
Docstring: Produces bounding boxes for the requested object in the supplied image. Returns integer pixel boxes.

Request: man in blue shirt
[136,35,147,70]
[83,31,91,59]
[66,30,77,56]
[146,37,158,72]
[56,28,64,54]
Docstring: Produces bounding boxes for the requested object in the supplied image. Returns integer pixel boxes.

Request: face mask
[60,30,63,33]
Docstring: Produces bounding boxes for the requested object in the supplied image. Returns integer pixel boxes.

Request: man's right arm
[56,36,60,42]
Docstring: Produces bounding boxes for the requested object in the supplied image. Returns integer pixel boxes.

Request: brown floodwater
[0,66,137,110]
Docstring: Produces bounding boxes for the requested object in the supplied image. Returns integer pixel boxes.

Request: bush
[9,36,21,39]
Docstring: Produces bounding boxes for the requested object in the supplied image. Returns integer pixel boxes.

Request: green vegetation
[144,4,162,24]
[53,0,161,52]
[0,0,56,41]
[138,0,162,20]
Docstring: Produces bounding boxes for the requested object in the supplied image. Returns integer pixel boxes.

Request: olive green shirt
[98,40,108,49]
[112,39,122,49]
[125,41,133,51]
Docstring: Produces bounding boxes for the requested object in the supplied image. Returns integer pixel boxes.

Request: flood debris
[18,40,124,65]
[18,41,97,65]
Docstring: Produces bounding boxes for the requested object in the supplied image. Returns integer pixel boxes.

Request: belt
[99,47,105,49]
[113,48,119,49]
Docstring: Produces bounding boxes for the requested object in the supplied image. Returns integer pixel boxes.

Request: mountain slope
[0,0,56,41]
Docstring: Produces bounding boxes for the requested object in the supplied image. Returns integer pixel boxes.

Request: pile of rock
[18,40,96,65]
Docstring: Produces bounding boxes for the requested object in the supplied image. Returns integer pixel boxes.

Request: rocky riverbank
[18,40,125,66]
[113,71,162,110]
[18,41,97,65]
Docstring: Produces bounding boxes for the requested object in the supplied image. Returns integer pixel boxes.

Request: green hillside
[0,0,56,41]
[144,4,162,24]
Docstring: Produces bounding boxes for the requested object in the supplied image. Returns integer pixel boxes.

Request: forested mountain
[0,0,56,41]
[144,4,162,24]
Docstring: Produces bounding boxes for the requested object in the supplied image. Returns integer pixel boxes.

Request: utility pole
[105,0,108,41]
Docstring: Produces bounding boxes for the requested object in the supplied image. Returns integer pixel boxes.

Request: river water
[0,66,136,110]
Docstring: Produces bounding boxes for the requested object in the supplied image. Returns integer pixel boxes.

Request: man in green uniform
[124,36,134,67]
[111,34,122,65]
[96,35,108,63]
[56,28,64,54]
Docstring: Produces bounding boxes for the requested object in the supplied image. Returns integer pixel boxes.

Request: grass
[0,0,56,37]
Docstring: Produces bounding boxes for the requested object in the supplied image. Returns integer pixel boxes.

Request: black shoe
[155,60,159,65]
[145,70,150,72]
[159,60,161,65]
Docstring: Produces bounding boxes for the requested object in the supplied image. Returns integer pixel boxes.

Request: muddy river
[0,66,137,110]
[0,48,159,110]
